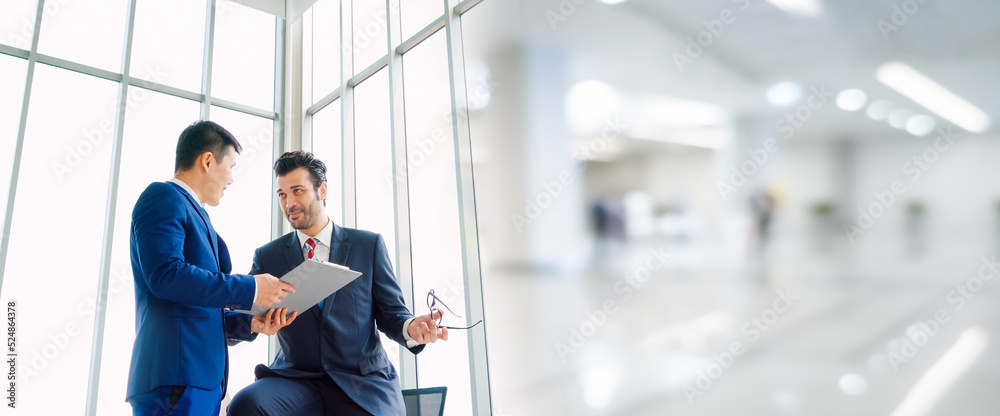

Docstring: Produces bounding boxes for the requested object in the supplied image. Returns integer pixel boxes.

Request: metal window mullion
[395,15,445,56]
[305,87,342,116]
[0,43,29,59]
[347,55,388,88]
[454,0,484,15]
[0,0,45,300]
[33,53,123,83]
[84,0,138,414]
[201,0,218,119]
[442,0,492,414]
[210,97,279,120]
[341,0,357,228]
[268,13,288,364]
[384,0,417,390]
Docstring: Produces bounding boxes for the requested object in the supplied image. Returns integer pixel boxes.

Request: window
[312,100,344,224]
[0,1,280,414]
[403,32,475,416]
[129,0,207,92]
[212,0,276,110]
[351,0,388,74]
[3,63,119,413]
[36,0,128,72]
[0,54,26,224]
[0,1,39,50]
[0,0,491,414]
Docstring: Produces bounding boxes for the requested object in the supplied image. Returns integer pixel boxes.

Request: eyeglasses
[427,289,483,330]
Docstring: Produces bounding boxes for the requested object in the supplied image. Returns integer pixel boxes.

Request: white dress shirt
[298,217,416,344]
[169,177,258,304]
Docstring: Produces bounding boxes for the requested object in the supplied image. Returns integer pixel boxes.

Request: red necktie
[305,238,317,260]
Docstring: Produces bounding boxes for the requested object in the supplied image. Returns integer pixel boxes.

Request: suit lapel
[283,232,305,272]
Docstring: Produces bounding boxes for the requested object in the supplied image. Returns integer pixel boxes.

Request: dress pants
[129,384,223,416]
[227,373,372,416]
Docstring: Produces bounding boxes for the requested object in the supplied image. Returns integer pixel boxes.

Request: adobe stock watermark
[50,65,169,183]
[877,0,931,41]
[673,0,752,74]
[683,287,799,403]
[842,125,962,243]
[511,116,629,234]
[343,0,399,57]
[19,268,130,381]
[382,76,502,188]
[883,254,997,371]
[715,84,834,201]
[545,0,591,32]
[554,247,672,362]
[3,0,73,50]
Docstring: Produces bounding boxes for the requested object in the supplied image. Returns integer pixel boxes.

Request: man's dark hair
[274,151,327,191]
[174,120,242,172]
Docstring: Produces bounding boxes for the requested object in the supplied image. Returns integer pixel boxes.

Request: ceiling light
[599,0,627,3]
[767,81,803,106]
[906,115,936,136]
[839,374,869,396]
[888,109,914,129]
[836,89,868,111]
[877,62,991,133]
[565,80,624,135]
[766,0,822,16]
[866,100,894,121]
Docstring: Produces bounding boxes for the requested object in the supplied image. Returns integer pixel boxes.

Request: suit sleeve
[132,185,255,309]
[371,234,424,354]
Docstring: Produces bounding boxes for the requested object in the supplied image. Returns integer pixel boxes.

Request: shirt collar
[296,217,334,249]
[168,177,202,206]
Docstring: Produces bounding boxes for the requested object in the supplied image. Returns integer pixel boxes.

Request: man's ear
[199,151,214,172]
[318,182,328,201]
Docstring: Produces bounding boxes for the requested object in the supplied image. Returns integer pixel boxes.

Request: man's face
[204,146,236,206]
[277,167,327,230]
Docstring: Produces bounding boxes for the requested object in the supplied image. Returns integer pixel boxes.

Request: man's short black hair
[175,120,242,172]
[274,151,327,191]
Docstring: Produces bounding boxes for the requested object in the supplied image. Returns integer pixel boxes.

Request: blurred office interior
[464,0,1000,415]
[1,0,999,415]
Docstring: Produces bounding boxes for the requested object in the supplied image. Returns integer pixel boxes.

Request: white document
[234,260,362,317]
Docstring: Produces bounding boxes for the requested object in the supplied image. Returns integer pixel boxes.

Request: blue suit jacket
[246,223,423,416]
[127,182,257,401]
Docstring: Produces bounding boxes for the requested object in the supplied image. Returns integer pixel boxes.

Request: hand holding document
[236,260,361,317]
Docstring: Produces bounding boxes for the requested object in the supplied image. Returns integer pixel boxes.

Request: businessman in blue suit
[228,151,449,416]
[127,121,297,416]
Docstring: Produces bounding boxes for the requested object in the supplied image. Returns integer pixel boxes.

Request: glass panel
[36,0,128,72]
[311,100,343,225]
[0,0,38,49]
[1,64,118,413]
[351,0,388,75]
[402,32,473,416]
[130,0,207,92]
[400,0,441,42]
[353,68,402,371]
[96,88,200,416]
[212,0,276,110]
[0,55,27,224]
[310,0,341,104]
[206,107,276,394]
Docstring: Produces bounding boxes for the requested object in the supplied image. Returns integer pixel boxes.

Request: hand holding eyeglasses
[406,289,483,347]
[407,309,450,345]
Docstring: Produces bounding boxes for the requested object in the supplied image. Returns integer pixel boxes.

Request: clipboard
[234,260,362,317]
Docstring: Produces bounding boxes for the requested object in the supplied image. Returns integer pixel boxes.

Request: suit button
[324,364,329,369]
